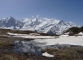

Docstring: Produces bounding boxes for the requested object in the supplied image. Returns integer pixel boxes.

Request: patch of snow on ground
[14,34,83,56]
[60,35,69,37]
[64,32,69,35]
[13,35,55,39]
[42,52,54,57]
[8,32,83,46]
[78,32,83,36]
[7,32,28,36]
[7,32,55,39]
[34,36,83,46]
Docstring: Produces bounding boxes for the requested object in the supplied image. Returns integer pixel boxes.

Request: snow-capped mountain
[0,16,79,35]
[0,16,24,29]
[47,20,79,35]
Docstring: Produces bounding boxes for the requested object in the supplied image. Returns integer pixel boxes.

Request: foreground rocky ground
[0,47,83,60]
[0,29,83,60]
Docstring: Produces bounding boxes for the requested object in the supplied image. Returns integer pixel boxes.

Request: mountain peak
[58,20,65,24]
[7,16,15,20]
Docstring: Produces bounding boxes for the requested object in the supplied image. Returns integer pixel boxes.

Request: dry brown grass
[10,30,35,34]
[0,35,9,38]
[0,52,54,60]
[0,40,14,49]
[42,47,83,60]
[2,55,18,60]
[0,29,11,35]
[0,39,83,60]
[0,28,55,36]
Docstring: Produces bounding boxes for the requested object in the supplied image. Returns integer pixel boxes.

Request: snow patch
[34,36,83,46]
[78,32,83,36]
[7,32,55,39]
[42,52,54,57]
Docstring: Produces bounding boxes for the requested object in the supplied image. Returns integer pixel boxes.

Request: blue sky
[0,0,83,25]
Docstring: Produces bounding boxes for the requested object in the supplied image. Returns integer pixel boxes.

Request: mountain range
[0,16,79,35]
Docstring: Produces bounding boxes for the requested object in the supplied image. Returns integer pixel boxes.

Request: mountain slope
[0,16,79,35]
[47,20,79,35]
[0,16,24,29]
